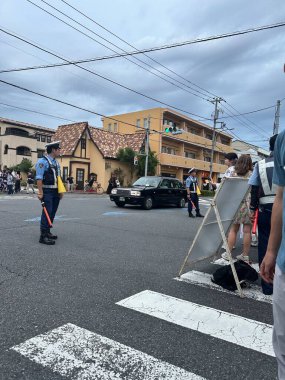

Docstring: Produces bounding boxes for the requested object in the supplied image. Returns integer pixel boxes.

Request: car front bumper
[110,195,145,205]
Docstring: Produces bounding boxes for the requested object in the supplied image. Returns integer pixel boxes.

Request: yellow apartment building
[102,107,233,183]
[0,117,55,170]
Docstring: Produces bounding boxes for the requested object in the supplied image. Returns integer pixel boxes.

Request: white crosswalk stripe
[12,323,206,380]
[117,290,274,357]
[175,270,272,304]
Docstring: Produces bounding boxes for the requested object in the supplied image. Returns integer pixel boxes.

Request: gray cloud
[0,0,284,148]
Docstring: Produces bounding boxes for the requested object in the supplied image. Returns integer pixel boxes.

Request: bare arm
[260,186,283,283]
[37,179,43,201]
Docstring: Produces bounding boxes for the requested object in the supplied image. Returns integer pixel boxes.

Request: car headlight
[111,189,117,194]
[130,190,141,196]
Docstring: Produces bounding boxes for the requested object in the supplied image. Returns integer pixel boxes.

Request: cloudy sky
[1,0,285,149]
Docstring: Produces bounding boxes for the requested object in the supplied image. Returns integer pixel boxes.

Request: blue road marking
[103,211,130,216]
[24,215,80,222]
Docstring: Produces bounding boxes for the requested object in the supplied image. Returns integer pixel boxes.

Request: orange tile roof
[53,122,145,158]
[53,122,88,155]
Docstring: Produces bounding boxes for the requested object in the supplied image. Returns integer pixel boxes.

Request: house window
[185,151,196,159]
[113,123,118,133]
[41,135,46,142]
[37,149,45,158]
[136,119,140,128]
[16,146,31,156]
[4,145,8,154]
[81,138,86,149]
[62,167,68,182]
[47,136,51,143]
[108,123,112,132]
[143,118,148,128]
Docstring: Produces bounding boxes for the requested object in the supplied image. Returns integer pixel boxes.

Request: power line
[0,102,76,122]
[1,20,285,74]
[33,0,210,101]
[0,79,228,153]
[57,0,216,99]
[219,104,276,118]
[0,27,211,121]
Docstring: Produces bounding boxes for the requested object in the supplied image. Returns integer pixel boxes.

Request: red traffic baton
[252,209,258,234]
[41,201,53,227]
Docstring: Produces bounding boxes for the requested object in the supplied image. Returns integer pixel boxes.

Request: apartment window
[47,136,51,143]
[219,159,225,165]
[4,144,8,154]
[189,128,200,136]
[113,123,118,133]
[37,149,45,158]
[136,119,141,128]
[161,146,167,153]
[36,134,40,141]
[108,123,112,132]
[16,146,31,156]
[221,137,230,145]
[166,147,176,155]
[41,135,46,142]
[185,151,196,159]
[205,133,212,140]
[204,156,211,162]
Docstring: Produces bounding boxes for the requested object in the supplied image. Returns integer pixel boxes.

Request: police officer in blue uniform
[35,141,63,245]
[248,134,278,295]
[186,168,203,218]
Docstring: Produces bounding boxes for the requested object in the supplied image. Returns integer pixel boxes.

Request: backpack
[211,260,258,291]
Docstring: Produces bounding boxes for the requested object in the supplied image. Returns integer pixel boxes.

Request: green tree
[116,147,136,180]
[137,151,159,177]
[10,158,34,174]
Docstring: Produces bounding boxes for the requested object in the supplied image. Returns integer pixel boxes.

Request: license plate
[119,197,125,201]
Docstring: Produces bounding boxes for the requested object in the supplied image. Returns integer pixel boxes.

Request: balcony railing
[159,153,227,173]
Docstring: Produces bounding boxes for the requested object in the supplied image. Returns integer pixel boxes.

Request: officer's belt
[259,196,275,205]
[42,184,58,189]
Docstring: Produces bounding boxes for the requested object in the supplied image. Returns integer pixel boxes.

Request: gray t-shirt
[273,130,285,273]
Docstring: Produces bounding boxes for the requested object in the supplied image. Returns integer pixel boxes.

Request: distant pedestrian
[260,130,285,379]
[186,168,203,218]
[107,173,119,194]
[26,172,35,194]
[66,175,74,192]
[248,134,278,295]
[222,155,253,263]
[14,171,22,193]
[7,170,14,194]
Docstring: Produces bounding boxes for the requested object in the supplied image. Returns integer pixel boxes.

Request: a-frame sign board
[178,177,250,297]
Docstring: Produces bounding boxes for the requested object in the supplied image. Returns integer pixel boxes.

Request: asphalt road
[0,193,276,380]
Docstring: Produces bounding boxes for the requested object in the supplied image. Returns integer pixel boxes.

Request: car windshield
[132,177,160,187]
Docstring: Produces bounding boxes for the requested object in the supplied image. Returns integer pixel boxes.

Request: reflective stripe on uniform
[259,196,275,205]
[42,184,58,189]
[258,160,276,196]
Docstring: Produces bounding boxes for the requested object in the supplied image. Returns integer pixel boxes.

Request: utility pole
[273,99,281,135]
[144,116,150,177]
[209,97,223,185]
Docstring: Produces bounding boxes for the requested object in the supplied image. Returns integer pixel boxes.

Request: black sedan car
[110,176,187,210]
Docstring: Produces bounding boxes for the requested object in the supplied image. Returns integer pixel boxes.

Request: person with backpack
[261,131,285,379]
[26,172,35,194]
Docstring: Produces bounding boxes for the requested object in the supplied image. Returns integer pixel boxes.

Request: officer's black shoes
[189,213,195,218]
[196,213,204,217]
[39,234,55,245]
[47,232,58,240]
